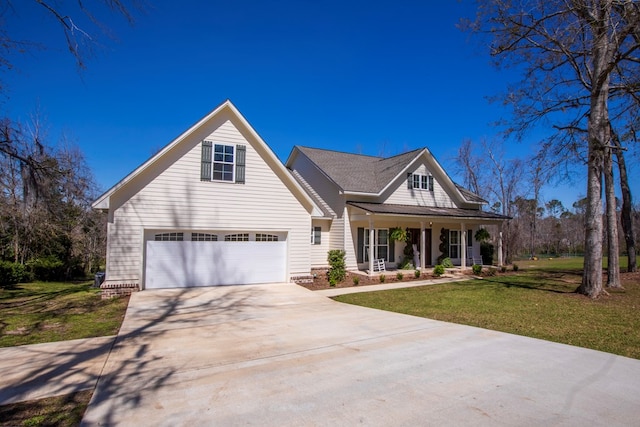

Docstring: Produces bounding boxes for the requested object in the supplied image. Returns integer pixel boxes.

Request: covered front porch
[347,202,509,275]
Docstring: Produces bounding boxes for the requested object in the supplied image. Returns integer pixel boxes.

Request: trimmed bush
[480,242,494,266]
[513,263,519,272]
[472,264,482,275]
[501,266,507,273]
[433,265,445,276]
[441,257,454,268]
[379,274,386,283]
[396,272,404,281]
[414,269,421,279]
[352,275,360,286]
[0,261,29,287]
[327,250,346,286]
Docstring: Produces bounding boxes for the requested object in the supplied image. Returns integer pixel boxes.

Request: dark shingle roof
[296,146,422,193]
[347,202,510,220]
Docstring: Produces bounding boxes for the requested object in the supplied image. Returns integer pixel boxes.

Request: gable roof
[291,146,422,194]
[92,100,322,216]
[287,146,484,206]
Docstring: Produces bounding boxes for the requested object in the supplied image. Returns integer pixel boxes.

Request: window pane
[377,246,388,260]
[413,174,420,188]
[378,229,388,245]
[421,175,428,189]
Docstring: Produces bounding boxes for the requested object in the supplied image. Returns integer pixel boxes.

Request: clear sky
[3,0,637,211]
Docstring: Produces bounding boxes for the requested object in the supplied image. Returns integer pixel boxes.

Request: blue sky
[4,0,637,210]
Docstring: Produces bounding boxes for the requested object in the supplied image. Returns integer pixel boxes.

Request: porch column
[420,221,426,270]
[461,222,467,270]
[498,229,504,267]
[368,218,375,276]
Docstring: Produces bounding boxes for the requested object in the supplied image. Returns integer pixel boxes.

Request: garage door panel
[145,241,286,289]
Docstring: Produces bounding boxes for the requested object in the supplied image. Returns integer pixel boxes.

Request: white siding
[383,163,457,208]
[310,221,330,268]
[105,118,311,287]
[289,153,344,215]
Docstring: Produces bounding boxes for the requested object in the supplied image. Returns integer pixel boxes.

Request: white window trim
[311,226,321,245]
[449,230,461,259]
[364,228,389,261]
[213,143,236,182]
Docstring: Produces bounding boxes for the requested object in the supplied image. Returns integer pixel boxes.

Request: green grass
[0,281,129,348]
[0,390,91,427]
[335,262,640,359]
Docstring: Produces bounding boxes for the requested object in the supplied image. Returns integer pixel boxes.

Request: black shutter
[201,141,212,181]
[388,229,395,262]
[357,227,364,263]
[235,145,246,184]
[407,173,413,189]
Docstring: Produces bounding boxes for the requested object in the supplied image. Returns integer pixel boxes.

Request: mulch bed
[299,268,474,291]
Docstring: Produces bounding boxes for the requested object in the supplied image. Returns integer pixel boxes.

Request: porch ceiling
[347,202,510,221]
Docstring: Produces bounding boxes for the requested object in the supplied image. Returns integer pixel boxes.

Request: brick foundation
[100,282,139,299]
[291,275,314,284]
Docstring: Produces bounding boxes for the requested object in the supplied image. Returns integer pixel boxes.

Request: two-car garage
[144,231,287,289]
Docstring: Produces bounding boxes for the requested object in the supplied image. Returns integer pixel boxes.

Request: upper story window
[155,232,184,241]
[407,173,434,191]
[201,141,246,183]
[213,144,234,181]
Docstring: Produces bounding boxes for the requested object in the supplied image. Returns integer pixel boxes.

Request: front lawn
[0,281,129,348]
[335,265,640,359]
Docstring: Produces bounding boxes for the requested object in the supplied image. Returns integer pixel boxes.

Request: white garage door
[145,240,287,289]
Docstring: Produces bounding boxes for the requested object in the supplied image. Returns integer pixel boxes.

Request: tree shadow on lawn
[480,270,581,294]
[0,285,271,426]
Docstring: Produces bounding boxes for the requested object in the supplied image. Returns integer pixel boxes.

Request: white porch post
[368,218,374,276]
[461,222,467,270]
[420,221,426,270]
[498,229,504,267]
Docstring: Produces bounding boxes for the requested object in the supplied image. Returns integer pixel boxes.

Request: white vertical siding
[383,163,457,207]
[105,118,311,286]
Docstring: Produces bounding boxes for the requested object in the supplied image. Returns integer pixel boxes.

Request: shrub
[327,250,346,286]
[441,257,454,268]
[513,263,519,272]
[28,256,66,281]
[0,261,29,287]
[414,269,421,279]
[480,242,494,266]
[433,265,445,276]
[501,266,507,273]
[396,272,404,281]
[472,264,482,275]
[379,274,386,283]
[352,275,360,286]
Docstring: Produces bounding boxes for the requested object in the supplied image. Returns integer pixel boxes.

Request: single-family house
[93,100,509,296]
[286,146,509,274]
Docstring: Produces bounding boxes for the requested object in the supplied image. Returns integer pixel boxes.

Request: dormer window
[407,173,433,191]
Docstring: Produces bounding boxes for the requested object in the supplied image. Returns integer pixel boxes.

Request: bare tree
[611,125,637,272]
[464,0,640,298]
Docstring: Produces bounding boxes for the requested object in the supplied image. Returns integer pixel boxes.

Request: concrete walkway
[81,283,640,426]
[0,336,116,405]
[315,276,468,297]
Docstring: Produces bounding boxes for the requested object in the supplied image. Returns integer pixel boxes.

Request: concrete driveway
[82,283,640,426]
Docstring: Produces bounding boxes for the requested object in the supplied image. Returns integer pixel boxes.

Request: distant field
[513,255,629,271]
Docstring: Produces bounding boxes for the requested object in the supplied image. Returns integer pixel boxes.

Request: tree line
[0,118,106,284]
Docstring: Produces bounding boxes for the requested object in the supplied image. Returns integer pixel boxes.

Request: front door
[409,228,432,267]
